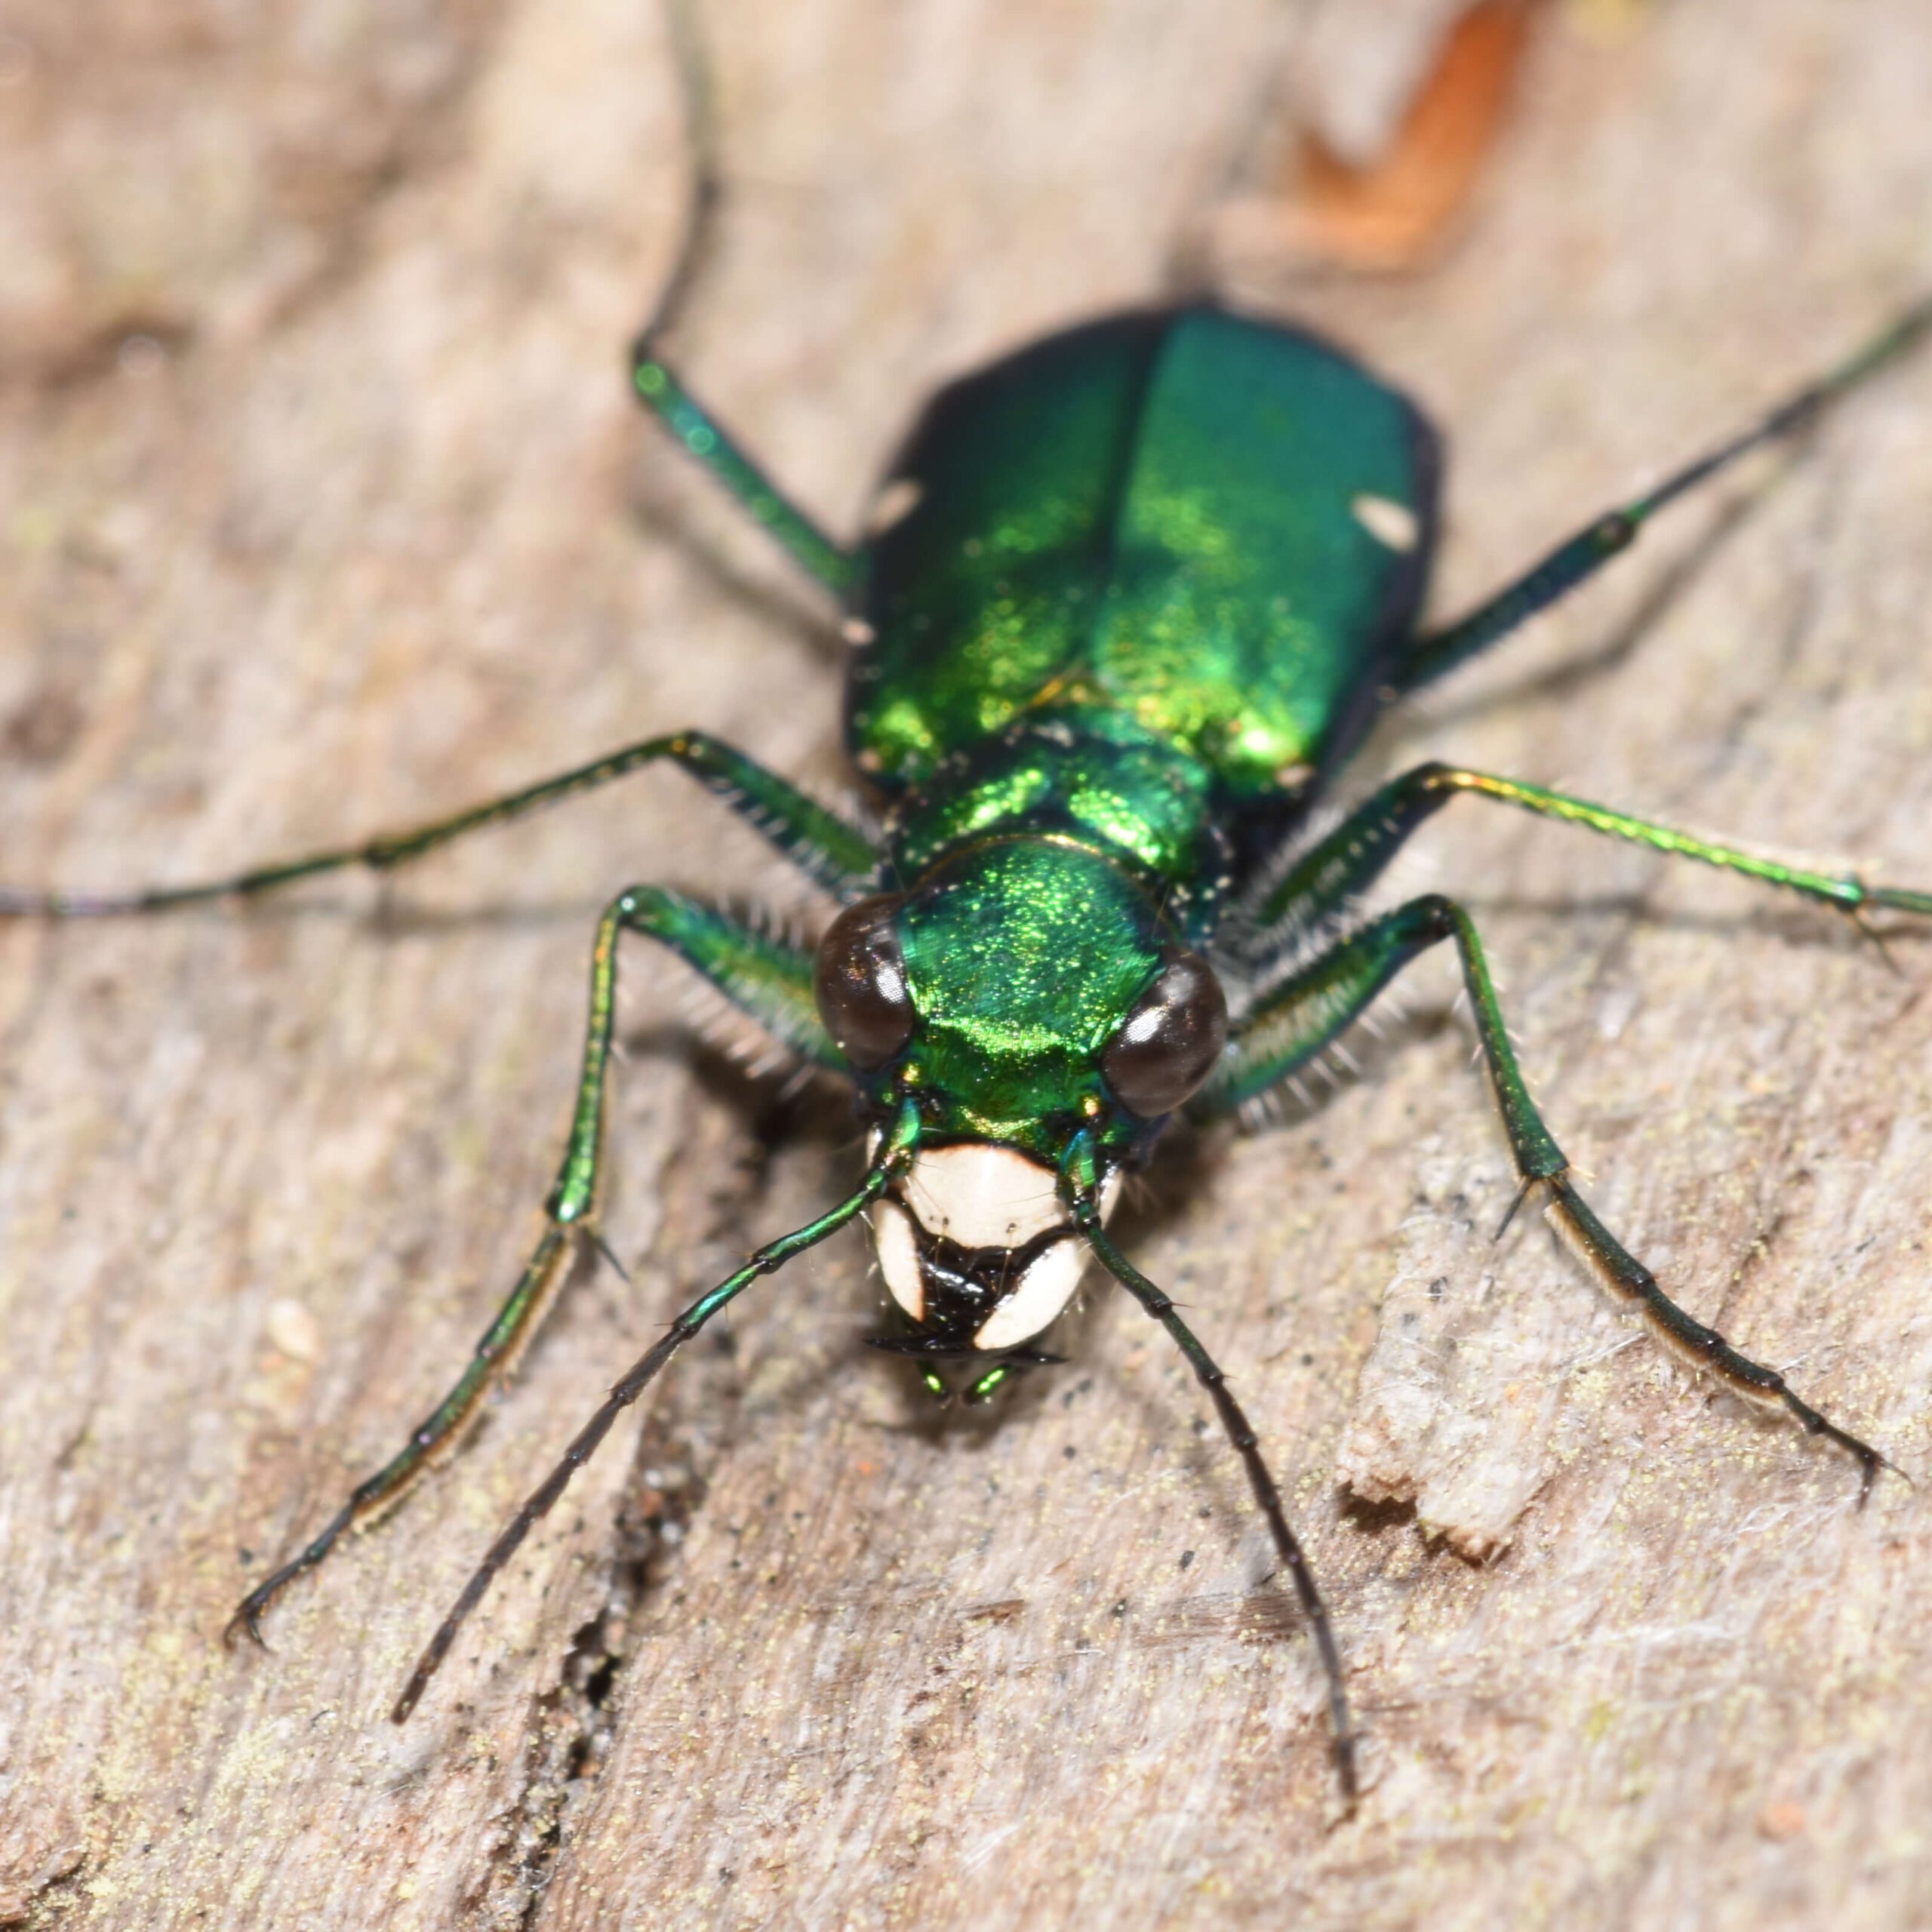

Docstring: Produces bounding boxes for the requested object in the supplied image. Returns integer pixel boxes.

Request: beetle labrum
[6,133,1930,1804]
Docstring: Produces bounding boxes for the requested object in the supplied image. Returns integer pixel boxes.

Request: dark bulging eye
[1101,951,1228,1118]
[814,895,915,1069]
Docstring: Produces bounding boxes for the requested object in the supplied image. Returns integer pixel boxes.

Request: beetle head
[814,838,1226,1371]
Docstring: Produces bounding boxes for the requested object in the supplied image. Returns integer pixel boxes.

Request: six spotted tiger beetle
[6,11,1931,1805]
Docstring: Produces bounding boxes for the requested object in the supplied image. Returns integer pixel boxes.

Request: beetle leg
[226,886,840,1645]
[0,729,877,916]
[1395,291,1932,695]
[1237,758,1932,959]
[630,352,857,598]
[1201,893,1900,1501]
[624,0,855,598]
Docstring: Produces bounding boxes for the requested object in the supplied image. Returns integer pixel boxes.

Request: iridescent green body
[844,308,1435,1162]
[10,246,1929,1802]
[856,309,1435,817]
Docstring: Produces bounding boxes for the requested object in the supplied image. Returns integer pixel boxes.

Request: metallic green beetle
[10,271,1930,1802]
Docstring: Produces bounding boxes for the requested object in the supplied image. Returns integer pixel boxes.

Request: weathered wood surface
[4,2,1931,1927]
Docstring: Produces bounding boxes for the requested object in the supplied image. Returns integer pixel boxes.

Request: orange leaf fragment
[1293,1,1537,272]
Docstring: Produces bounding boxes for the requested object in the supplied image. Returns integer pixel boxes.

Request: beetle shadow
[1395,482,1763,737]
[33,889,614,935]
[77,888,712,940]
[1461,889,1932,959]
[623,463,848,669]
[154,875,1932,966]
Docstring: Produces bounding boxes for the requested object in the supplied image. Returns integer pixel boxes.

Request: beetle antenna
[1400,290,1932,694]
[392,1101,918,1724]
[638,0,724,354]
[1061,1153,1358,1805]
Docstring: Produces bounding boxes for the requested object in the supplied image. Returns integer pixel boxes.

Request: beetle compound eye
[814,895,915,1069]
[1101,951,1228,1118]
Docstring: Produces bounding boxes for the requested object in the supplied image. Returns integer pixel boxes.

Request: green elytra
[8,105,1932,1809]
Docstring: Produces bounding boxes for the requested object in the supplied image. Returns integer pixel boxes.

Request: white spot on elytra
[867,476,924,535]
[1352,493,1419,552]
[265,1297,320,1364]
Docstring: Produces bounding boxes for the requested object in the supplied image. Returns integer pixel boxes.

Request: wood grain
[3,2,1930,1927]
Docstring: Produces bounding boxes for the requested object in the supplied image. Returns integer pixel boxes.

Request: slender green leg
[1201,894,1897,1499]
[629,353,857,598]
[628,25,855,612]
[621,0,854,598]
[226,885,840,1643]
[1058,1133,1358,1804]
[1395,292,1932,695]
[392,1097,921,1721]
[1240,759,1932,961]
[1,730,876,916]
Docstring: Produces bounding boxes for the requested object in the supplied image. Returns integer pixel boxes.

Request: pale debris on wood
[1336,1142,1622,1561]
